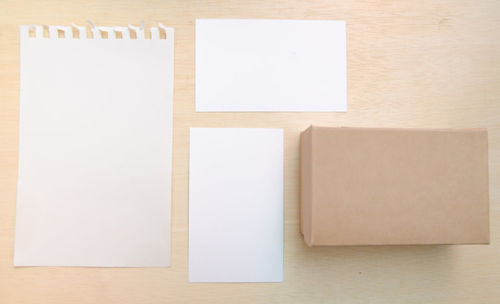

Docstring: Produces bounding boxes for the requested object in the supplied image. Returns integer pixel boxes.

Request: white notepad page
[189,128,284,282]
[196,19,346,112]
[14,24,174,267]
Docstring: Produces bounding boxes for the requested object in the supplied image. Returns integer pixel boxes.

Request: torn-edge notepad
[188,128,284,282]
[196,19,347,112]
[14,23,174,267]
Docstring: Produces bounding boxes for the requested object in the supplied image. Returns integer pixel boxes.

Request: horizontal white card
[189,128,284,282]
[196,19,346,112]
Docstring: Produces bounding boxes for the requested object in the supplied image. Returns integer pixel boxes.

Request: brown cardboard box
[300,126,489,246]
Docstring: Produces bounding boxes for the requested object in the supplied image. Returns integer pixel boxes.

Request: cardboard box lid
[300,126,490,246]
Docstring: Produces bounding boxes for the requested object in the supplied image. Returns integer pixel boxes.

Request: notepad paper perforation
[21,23,173,40]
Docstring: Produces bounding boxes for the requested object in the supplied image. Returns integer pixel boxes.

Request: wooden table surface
[1,0,499,303]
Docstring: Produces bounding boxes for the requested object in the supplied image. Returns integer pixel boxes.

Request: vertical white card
[189,128,284,282]
[14,25,174,267]
[196,19,347,112]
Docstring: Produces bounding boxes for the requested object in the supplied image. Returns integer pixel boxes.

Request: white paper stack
[189,128,284,282]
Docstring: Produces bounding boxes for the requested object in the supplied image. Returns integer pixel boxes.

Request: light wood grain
[1,0,499,303]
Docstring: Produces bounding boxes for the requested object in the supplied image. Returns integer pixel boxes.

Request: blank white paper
[189,128,284,282]
[14,25,174,267]
[195,19,346,112]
